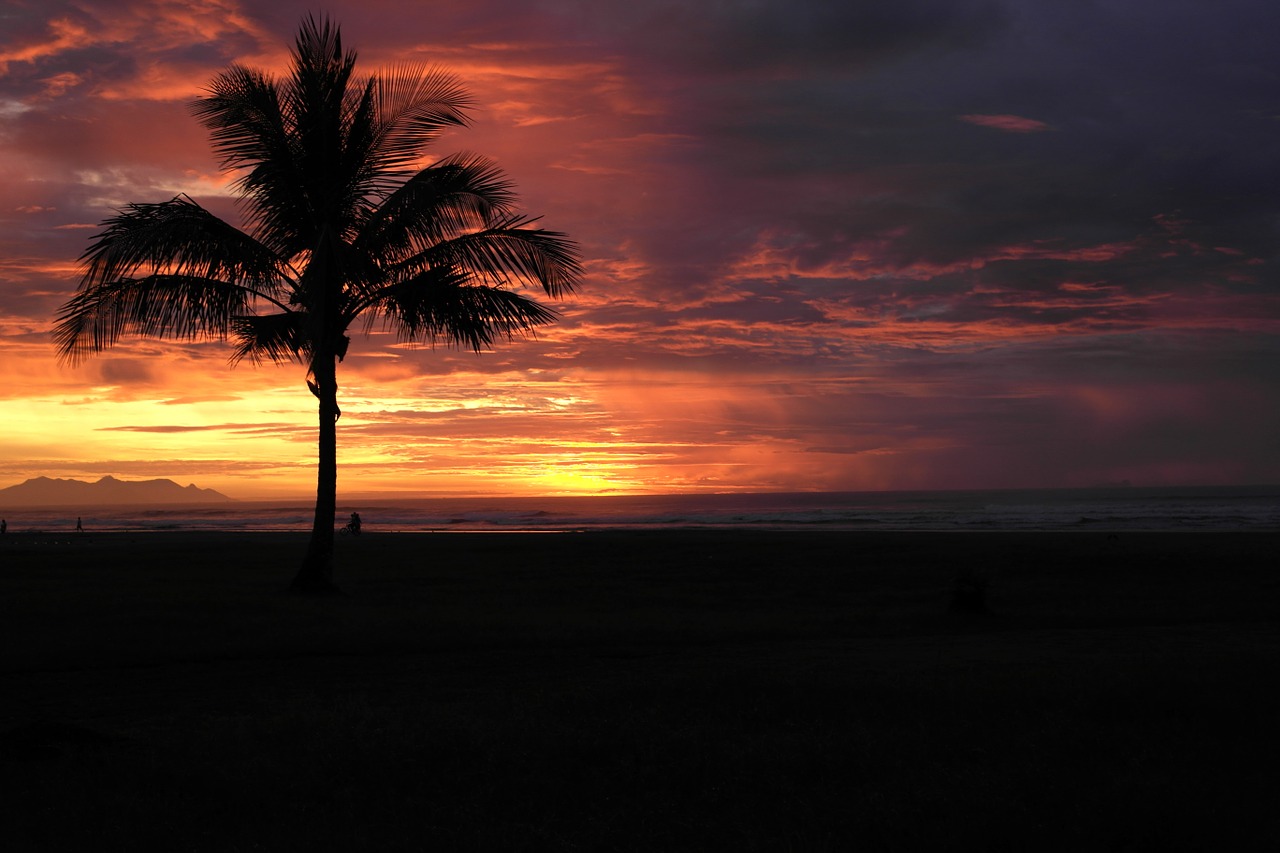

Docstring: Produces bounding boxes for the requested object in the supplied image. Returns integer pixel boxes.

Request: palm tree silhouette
[54,16,581,592]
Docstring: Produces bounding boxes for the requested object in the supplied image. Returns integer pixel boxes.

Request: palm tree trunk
[291,353,340,593]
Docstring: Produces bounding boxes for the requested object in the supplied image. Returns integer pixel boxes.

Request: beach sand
[2,530,1278,848]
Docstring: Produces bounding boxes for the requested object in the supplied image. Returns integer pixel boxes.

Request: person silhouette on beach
[1,518,6,534]
[76,516,83,533]
[349,511,362,535]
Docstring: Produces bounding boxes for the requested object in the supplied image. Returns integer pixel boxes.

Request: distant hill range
[0,476,233,507]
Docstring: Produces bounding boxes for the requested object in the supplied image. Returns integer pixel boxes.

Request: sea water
[2,485,1278,534]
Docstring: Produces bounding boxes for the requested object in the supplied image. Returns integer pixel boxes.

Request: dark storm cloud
[605,0,1280,284]
[551,0,1007,75]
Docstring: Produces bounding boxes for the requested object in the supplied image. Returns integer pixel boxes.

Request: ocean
[2,485,1278,534]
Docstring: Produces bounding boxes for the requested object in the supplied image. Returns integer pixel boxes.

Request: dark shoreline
[3,529,1279,848]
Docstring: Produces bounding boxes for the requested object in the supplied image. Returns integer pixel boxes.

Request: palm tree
[53,16,581,592]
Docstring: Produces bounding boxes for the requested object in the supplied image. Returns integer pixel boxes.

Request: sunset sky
[2,0,1278,499]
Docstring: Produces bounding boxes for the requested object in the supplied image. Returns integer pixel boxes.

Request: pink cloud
[0,17,93,73]
[958,113,1052,133]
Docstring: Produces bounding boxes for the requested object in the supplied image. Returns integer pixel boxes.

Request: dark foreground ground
[1,530,1278,851]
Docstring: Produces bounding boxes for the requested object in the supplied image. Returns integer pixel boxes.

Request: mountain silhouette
[0,476,233,507]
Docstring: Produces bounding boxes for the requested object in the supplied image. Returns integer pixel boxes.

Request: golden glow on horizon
[0,346,926,499]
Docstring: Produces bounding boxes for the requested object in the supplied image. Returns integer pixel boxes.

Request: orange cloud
[0,18,93,73]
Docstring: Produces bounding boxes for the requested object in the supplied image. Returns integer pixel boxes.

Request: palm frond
[55,196,293,364]
[286,14,358,129]
[407,215,583,298]
[54,275,258,364]
[191,64,289,175]
[193,14,374,254]
[371,64,473,175]
[230,311,310,366]
[369,268,559,352]
[77,196,292,296]
[341,78,383,214]
[192,65,313,252]
[355,154,518,266]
